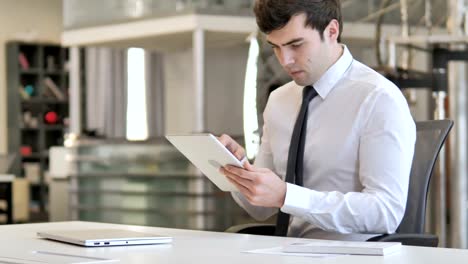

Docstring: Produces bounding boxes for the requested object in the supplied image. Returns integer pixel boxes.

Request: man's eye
[291,43,302,48]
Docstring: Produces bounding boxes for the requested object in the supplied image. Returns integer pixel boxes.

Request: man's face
[266,13,333,86]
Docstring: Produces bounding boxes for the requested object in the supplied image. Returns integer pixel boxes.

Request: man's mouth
[289,70,303,77]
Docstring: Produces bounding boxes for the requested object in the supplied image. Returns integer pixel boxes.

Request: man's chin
[293,79,308,86]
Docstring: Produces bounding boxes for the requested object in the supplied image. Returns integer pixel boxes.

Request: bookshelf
[6,42,70,218]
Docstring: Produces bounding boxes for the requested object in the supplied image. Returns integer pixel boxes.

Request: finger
[233,149,246,161]
[218,134,237,152]
[225,165,256,180]
[228,144,244,160]
[243,161,254,171]
[225,173,254,195]
[225,176,253,199]
[222,167,256,193]
[218,134,245,160]
[223,165,252,181]
[217,134,231,145]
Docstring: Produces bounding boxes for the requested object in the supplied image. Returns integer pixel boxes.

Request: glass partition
[63,139,253,231]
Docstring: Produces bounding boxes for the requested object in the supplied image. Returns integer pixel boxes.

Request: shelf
[20,127,40,131]
[8,42,72,215]
[44,70,65,75]
[21,152,49,159]
[30,183,49,188]
[20,69,40,74]
[44,125,66,131]
[20,125,67,131]
[62,14,256,52]
[21,98,68,104]
[21,153,43,159]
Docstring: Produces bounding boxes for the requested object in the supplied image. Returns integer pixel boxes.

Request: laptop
[37,229,173,247]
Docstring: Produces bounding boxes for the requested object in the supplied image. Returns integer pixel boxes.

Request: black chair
[226,120,454,247]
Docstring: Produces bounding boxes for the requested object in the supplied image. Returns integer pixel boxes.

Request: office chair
[226,119,454,247]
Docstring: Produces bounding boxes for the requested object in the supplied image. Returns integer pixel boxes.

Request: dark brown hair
[253,0,343,41]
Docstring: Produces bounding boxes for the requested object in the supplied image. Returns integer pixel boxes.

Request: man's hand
[220,162,287,208]
[217,134,246,161]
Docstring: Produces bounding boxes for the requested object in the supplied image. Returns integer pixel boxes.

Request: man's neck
[333,44,344,64]
[311,44,344,85]
[327,44,344,71]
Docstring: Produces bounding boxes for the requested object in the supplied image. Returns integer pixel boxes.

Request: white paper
[0,251,118,264]
[283,240,401,256]
[243,246,342,258]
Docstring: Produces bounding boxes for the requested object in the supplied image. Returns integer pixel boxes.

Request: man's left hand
[220,162,286,208]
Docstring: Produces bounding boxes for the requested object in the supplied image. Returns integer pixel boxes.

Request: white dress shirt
[232,45,416,241]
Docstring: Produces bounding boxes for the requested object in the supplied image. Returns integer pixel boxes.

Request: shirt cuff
[281,183,318,217]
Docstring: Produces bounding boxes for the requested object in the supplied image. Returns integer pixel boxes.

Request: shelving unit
[6,42,70,218]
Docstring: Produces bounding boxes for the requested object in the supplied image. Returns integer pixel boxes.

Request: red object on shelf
[18,52,30,70]
[44,111,59,124]
[20,146,32,156]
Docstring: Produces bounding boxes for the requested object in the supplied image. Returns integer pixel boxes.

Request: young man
[219,0,416,240]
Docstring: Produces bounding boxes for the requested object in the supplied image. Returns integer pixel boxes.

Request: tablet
[166,133,246,192]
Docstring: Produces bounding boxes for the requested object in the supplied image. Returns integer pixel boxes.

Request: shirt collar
[310,45,353,99]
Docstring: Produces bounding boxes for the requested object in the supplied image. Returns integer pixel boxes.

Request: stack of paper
[282,240,401,256]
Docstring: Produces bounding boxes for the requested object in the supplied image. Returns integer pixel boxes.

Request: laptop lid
[37,229,172,247]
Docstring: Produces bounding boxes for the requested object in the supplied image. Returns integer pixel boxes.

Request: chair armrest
[367,233,438,247]
[225,223,276,236]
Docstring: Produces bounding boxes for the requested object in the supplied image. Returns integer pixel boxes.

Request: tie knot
[303,85,317,102]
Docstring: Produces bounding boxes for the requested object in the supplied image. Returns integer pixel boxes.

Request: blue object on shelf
[24,85,34,96]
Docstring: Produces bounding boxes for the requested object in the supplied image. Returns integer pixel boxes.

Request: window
[126,48,148,140]
[243,35,260,159]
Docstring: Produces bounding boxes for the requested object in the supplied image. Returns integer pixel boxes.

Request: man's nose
[278,50,295,67]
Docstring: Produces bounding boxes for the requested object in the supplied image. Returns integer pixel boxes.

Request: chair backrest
[397,119,454,234]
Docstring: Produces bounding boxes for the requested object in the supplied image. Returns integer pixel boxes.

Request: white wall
[0,0,63,154]
[164,43,248,135]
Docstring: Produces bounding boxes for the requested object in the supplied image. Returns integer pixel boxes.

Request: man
[219,0,416,241]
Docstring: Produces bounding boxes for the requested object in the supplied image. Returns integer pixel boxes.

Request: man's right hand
[217,134,246,161]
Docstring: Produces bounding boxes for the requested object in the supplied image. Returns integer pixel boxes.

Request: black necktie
[275,85,318,237]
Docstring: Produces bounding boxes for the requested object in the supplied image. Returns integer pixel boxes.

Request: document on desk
[244,240,401,257]
[0,250,118,264]
[244,246,340,258]
[283,240,402,256]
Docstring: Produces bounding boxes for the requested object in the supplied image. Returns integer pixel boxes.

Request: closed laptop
[37,229,172,247]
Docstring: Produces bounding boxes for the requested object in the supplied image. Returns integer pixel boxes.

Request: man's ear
[326,19,340,42]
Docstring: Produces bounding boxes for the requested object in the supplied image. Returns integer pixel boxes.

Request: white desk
[1,221,468,263]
